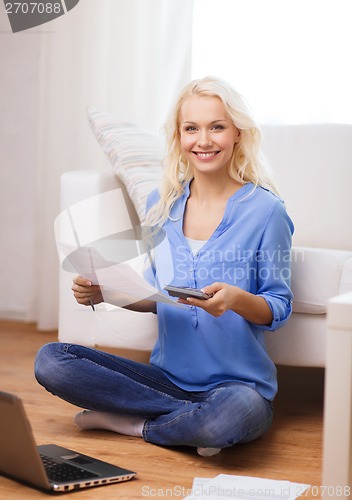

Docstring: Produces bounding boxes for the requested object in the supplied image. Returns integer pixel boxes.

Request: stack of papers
[184,474,310,500]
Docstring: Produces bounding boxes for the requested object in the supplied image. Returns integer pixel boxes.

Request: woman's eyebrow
[182,119,227,125]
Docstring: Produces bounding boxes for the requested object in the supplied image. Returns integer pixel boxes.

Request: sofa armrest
[60,169,140,226]
[291,247,352,314]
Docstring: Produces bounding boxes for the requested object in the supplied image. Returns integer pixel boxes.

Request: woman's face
[179,95,240,176]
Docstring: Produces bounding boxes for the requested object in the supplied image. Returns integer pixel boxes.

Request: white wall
[0,13,41,320]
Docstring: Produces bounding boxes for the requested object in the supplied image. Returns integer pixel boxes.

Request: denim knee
[187,385,273,448]
[144,383,274,449]
[175,383,272,448]
[34,342,65,391]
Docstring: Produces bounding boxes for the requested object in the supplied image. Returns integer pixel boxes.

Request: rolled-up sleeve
[255,200,294,331]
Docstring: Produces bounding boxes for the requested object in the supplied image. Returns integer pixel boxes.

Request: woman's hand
[71,276,104,307]
[178,282,236,317]
[71,276,157,313]
[178,282,273,325]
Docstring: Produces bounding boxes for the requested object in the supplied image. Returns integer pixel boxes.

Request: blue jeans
[34,343,273,449]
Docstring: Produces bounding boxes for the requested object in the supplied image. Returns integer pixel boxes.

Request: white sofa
[58,123,352,366]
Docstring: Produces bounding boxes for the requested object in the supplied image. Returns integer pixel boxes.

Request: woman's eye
[211,124,225,131]
[185,126,197,132]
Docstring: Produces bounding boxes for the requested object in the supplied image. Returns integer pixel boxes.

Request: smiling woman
[35,76,294,459]
[192,0,352,124]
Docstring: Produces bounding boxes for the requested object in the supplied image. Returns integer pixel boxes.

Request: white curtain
[33,0,194,329]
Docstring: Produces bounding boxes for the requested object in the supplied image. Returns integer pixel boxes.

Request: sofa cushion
[291,247,352,314]
[87,107,165,222]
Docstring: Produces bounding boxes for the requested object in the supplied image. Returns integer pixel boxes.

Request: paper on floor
[184,474,310,500]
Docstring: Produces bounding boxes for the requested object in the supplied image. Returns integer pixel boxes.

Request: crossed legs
[34,343,273,452]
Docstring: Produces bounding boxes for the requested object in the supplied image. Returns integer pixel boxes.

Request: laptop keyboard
[40,454,99,483]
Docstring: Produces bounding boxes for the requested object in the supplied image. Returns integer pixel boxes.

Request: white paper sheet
[55,239,183,308]
[95,259,184,307]
[184,475,310,500]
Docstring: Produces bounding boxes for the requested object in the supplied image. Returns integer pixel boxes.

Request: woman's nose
[197,131,212,148]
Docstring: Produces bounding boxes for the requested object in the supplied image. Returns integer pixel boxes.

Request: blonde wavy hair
[146,76,278,226]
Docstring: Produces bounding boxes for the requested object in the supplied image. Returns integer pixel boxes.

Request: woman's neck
[190,174,242,206]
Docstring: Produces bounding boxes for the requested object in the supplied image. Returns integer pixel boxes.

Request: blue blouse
[145,182,294,400]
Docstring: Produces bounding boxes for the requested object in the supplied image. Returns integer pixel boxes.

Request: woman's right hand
[71,276,104,307]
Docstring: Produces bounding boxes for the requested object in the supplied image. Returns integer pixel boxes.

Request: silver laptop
[0,391,136,492]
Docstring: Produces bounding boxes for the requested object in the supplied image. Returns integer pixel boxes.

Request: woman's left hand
[177,281,273,325]
[177,282,236,317]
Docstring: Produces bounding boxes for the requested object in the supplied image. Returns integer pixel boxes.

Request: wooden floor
[0,320,325,499]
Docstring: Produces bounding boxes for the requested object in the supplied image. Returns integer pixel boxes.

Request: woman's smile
[192,150,221,160]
